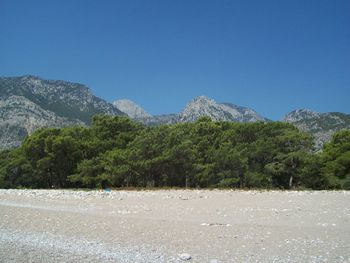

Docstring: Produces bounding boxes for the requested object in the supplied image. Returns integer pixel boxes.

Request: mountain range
[283,109,350,150]
[0,76,125,149]
[113,96,268,125]
[1,75,349,150]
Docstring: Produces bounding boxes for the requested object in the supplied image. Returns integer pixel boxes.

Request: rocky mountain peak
[113,99,152,119]
[179,96,267,123]
[283,108,320,123]
[180,96,232,122]
[192,95,213,103]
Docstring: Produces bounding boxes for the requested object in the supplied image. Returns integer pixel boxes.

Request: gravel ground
[0,189,349,263]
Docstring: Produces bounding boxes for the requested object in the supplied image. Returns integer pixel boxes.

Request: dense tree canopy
[0,115,349,189]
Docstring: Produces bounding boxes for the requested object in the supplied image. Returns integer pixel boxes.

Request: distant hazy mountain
[0,75,125,149]
[113,99,152,119]
[283,109,350,150]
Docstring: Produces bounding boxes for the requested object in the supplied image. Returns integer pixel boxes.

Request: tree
[321,130,350,189]
[2,113,348,190]
[91,115,142,150]
[0,148,36,188]
[215,146,248,188]
[299,154,329,189]
[68,157,105,188]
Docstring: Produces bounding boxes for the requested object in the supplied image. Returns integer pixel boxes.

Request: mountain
[113,99,151,119]
[112,99,179,125]
[113,96,268,125]
[0,75,125,149]
[0,95,82,150]
[283,109,350,150]
[113,97,350,150]
[218,103,268,122]
[179,96,268,123]
[112,99,180,125]
[179,96,233,122]
[2,75,348,151]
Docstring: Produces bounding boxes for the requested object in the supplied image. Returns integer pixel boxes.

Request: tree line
[0,115,349,189]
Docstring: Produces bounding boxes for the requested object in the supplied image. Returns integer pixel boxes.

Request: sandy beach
[0,189,349,262]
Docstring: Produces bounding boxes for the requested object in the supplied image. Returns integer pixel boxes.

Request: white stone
[178,253,191,261]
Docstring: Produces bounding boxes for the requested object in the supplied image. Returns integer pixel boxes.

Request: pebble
[178,253,192,261]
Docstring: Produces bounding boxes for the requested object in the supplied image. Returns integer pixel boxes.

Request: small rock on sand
[178,253,191,261]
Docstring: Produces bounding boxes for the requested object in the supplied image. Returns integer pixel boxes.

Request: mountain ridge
[112,97,349,151]
[1,75,125,123]
[0,75,125,149]
[116,95,269,125]
[1,75,349,150]
[283,109,350,149]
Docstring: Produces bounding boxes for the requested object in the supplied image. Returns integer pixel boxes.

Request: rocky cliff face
[0,76,125,149]
[283,109,350,150]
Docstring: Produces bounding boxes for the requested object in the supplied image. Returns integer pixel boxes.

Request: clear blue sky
[1,0,349,120]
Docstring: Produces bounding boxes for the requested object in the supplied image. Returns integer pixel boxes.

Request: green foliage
[321,129,350,189]
[68,157,105,188]
[0,148,36,188]
[0,115,349,189]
